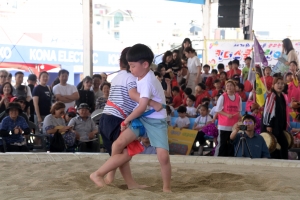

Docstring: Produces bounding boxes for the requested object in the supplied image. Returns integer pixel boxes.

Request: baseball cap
[28,74,37,81]
[77,103,90,110]
[66,107,77,114]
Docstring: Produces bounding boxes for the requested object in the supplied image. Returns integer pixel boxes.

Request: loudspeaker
[218,0,241,28]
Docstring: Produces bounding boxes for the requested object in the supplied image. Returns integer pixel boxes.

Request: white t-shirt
[210,106,217,117]
[187,56,201,74]
[53,84,78,111]
[186,106,197,116]
[136,70,167,119]
[175,116,190,128]
[195,115,212,129]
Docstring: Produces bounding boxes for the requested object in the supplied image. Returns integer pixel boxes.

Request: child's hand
[121,121,128,132]
[153,102,163,112]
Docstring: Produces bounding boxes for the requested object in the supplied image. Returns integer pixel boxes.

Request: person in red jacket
[227,59,241,79]
[235,83,247,102]
[260,66,273,92]
[194,83,211,108]
[205,69,218,90]
[211,79,223,98]
[170,86,182,109]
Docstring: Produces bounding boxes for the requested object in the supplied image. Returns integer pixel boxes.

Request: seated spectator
[170,86,182,109]
[140,136,156,154]
[230,115,270,158]
[236,83,247,102]
[43,102,77,151]
[95,82,111,110]
[219,71,227,89]
[173,106,190,129]
[76,76,95,113]
[227,60,241,79]
[182,87,192,106]
[0,103,30,152]
[201,64,211,84]
[217,63,225,74]
[205,69,218,90]
[180,84,186,99]
[186,94,197,118]
[64,107,77,125]
[69,103,99,152]
[0,96,29,124]
[0,82,15,113]
[194,83,210,108]
[210,91,223,120]
[211,79,222,98]
[232,74,241,85]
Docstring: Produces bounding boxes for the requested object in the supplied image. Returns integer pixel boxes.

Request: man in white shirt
[53,69,79,112]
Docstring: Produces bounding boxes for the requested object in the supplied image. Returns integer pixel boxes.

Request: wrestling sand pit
[0,153,300,200]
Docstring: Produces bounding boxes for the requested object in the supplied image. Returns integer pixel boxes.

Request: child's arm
[129,88,163,111]
[123,97,150,125]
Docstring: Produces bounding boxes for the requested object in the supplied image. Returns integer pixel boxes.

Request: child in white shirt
[186,94,197,118]
[174,106,190,129]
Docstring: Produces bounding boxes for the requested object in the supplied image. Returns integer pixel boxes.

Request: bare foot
[104,175,114,185]
[90,172,106,188]
[128,184,149,190]
[163,189,172,193]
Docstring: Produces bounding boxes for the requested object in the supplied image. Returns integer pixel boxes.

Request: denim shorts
[129,117,169,151]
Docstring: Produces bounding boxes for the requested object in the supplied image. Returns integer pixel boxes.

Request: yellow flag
[256,74,267,107]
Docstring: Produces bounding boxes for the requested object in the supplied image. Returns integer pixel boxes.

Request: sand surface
[0,156,300,200]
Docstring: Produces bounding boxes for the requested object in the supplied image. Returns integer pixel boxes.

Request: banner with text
[205,40,300,70]
[168,126,197,155]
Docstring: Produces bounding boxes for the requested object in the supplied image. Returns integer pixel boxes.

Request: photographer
[230,115,270,158]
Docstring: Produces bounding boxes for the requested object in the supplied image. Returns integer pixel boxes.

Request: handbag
[50,130,66,152]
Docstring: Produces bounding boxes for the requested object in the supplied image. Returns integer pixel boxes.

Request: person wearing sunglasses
[230,114,270,158]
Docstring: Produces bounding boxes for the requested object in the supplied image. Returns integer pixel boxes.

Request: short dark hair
[58,69,69,76]
[245,57,252,61]
[14,71,24,77]
[242,114,256,124]
[172,86,180,93]
[184,47,196,53]
[187,94,196,102]
[50,101,66,115]
[184,87,192,95]
[232,59,240,66]
[211,69,218,74]
[180,84,186,91]
[120,47,131,71]
[92,74,102,80]
[126,44,154,66]
[197,83,206,90]
[154,71,161,78]
[202,97,210,103]
[220,71,227,78]
[237,83,244,91]
[39,71,49,79]
[228,61,233,65]
[100,82,111,91]
[214,79,221,84]
[203,64,210,69]
[0,82,14,95]
[8,73,12,78]
[177,106,187,113]
[217,63,225,69]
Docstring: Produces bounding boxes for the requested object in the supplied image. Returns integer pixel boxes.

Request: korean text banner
[168,126,197,155]
[205,40,300,69]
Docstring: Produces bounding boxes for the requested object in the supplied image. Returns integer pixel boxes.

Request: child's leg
[90,127,136,187]
[156,148,172,192]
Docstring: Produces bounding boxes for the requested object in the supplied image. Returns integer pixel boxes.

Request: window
[114,32,120,39]
[114,12,123,28]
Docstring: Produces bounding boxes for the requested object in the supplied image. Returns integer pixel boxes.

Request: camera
[239,125,247,131]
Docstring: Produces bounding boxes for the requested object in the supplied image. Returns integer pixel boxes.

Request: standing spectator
[95,82,111,110]
[13,71,32,102]
[171,49,182,76]
[91,74,103,104]
[6,73,12,83]
[211,79,222,98]
[100,73,107,83]
[217,63,225,74]
[0,70,9,87]
[158,51,174,80]
[205,69,218,90]
[227,61,233,72]
[242,57,251,82]
[236,83,247,102]
[32,71,52,130]
[76,76,95,113]
[282,38,299,69]
[184,47,202,93]
[53,69,79,112]
[27,74,37,122]
[0,82,15,113]
[261,66,273,92]
[227,60,241,79]
[201,64,211,84]
[214,80,242,157]
[156,65,167,90]
[261,76,289,159]
[178,38,192,61]
[219,71,228,89]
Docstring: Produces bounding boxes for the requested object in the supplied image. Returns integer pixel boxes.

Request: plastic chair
[242,102,246,112]
[173,110,179,117]
[188,118,196,129]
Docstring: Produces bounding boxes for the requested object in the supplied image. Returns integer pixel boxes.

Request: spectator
[91,74,103,104]
[205,69,218,90]
[242,57,251,82]
[140,137,156,154]
[227,60,241,79]
[174,106,190,129]
[95,82,111,110]
[76,76,95,113]
[27,74,37,122]
[210,91,223,120]
[32,71,52,130]
[184,47,202,94]
[194,83,210,108]
[69,103,99,152]
[178,38,192,61]
[13,71,32,102]
[0,82,14,113]
[260,66,273,92]
[285,72,300,103]
[182,87,192,106]
[51,77,60,90]
[171,49,182,76]
[64,107,77,124]
[53,69,79,112]
[219,71,227,89]
[214,80,242,157]
[186,94,197,118]
[156,65,167,90]
[158,51,174,80]
[201,64,211,84]
[0,97,29,124]
[230,114,270,158]
[0,70,9,87]
[211,79,222,98]
[0,103,30,152]
[227,61,233,72]
[100,72,107,83]
[6,73,12,83]
[236,83,247,102]
[217,63,225,74]
[282,38,299,69]
[170,86,182,109]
